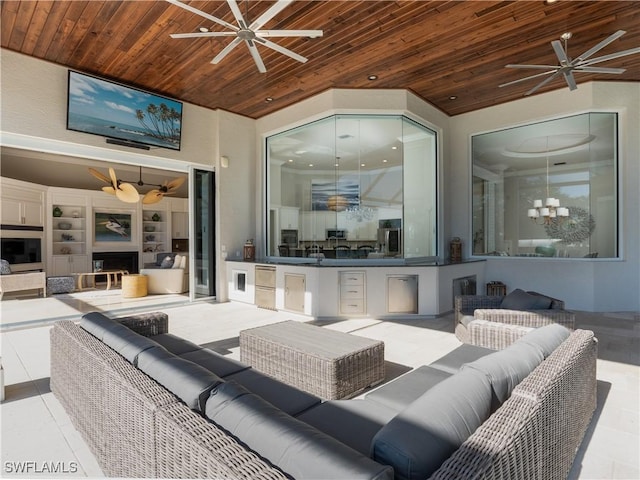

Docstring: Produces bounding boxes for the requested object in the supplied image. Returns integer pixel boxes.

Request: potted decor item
[152,213,161,222]
[53,206,63,217]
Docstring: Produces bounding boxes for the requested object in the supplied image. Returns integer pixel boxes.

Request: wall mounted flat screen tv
[67,70,183,151]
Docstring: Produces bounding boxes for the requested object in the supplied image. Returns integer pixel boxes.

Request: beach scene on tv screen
[68,71,181,150]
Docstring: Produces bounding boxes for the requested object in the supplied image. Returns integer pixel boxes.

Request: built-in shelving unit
[50,201,89,275]
[142,207,168,264]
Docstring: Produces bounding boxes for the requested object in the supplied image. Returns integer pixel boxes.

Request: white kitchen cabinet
[0,186,44,227]
[280,206,299,230]
[171,211,188,238]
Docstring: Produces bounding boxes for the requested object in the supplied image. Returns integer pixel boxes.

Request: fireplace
[92,251,139,274]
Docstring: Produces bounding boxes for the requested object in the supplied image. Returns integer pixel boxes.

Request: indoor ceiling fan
[88,167,185,204]
[499,30,640,96]
[166,0,323,73]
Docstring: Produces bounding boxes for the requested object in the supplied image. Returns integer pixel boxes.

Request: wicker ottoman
[121,274,148,298]
[46,276,75,294]
[240,320,385,400]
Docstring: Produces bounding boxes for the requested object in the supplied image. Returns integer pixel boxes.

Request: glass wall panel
[471,112,617,259]
[267,115,437,261]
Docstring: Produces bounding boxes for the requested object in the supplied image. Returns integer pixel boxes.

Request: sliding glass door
[192,168,215,298]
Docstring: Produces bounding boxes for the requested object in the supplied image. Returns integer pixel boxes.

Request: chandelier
[346,205,375,222]
[527,138,569,224]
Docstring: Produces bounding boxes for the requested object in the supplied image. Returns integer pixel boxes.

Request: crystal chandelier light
[346,205,375,222]
[527,138,569,224]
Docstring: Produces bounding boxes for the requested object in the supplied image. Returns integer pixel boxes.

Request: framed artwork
[94,212,132,242]
[311,177,359,211]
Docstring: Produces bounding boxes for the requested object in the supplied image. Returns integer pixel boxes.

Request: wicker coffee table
[239,320,385,400]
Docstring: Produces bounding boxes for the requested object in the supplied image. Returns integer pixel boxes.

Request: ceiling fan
[88,167,185,204]
[499,30,640,96]
[166,0,323,73]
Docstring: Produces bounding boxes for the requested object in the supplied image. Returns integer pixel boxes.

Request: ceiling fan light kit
[500,30,640,95]
[88,167,185,204]
[166,0,323,73]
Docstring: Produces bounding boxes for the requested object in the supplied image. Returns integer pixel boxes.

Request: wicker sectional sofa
[50,311,597,480]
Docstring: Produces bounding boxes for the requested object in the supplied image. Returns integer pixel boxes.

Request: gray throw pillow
[160,256,174,269]
[500,288,550,310]
[0,259,11,275]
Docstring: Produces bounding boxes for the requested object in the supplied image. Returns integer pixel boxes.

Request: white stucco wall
[449,82,640,311]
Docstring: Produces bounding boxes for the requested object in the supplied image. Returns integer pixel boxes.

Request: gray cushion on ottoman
[462,342,543,411]
[205,382,394,480]
[137,346,223,412]
[429,343,495,374]
[296,399,397,456]
[371,368,493,480]
[225,368,320,416]
[365,365,452,412]
[516,323,571,358]
[180,348,250,378]
[150,333,201,355]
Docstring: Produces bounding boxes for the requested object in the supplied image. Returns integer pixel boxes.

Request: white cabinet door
[172,212,188,238]
[0,198,22,225]
[280,207,299,230]
[0,198,43,227]
[52,255,89,276]
[22,200,44,227]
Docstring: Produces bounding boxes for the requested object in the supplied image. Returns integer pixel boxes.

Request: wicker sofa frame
[454,294,576,347]
[50,312,597,479]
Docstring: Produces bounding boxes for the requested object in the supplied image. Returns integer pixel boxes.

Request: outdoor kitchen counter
[226,259,485,318]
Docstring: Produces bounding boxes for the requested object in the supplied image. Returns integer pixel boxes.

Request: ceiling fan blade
[102,186,116,195]
[143,190,164,205]
[227,0,248,29]
[562,70,578,91]
[256,30,323,38]
[579,46,640,66]
[498,70,557,88]
[574,66,626,74]
[170,32,236,39]
[165,0,238,32]
[211,37,243,64]
[256,37,308,63]
[505,64,561,70]
[525,70,563,96]
[166,177,186,191]
[115,182,140,203]
[246,40,267,73]
[575,30,626,63]
[108,167,119,187]
[250,0,294,31]
[88,167,112,184]
[551,40,570,65]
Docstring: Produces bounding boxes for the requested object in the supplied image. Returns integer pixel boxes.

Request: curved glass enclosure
[266,115,437,261]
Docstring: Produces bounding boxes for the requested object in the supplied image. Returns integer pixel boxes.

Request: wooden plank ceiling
[2,1,639,119]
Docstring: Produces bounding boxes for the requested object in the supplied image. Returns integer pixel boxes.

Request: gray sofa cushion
[80,312,159,365]
[500,288,552,310]
[296,399,397,456]
[429,343,495,375]
[150,333,201,355]
[180,348,250,378]
[371,368,493,480]
[137,346,223,412]
[516,323,571,358]
[365,365,452,412]
[225,368,320,416]
[462,342,543,411]
[205,382,394,480]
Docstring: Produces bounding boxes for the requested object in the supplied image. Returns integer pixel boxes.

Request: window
[471,112,617,259]
[267,115,437,260]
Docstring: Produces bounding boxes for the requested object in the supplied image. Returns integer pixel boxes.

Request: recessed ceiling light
[199,27,209,33]
[367,74,378,81]
[334,163,339,167]
[391,146,398,150]
[308,163,313,167]
[383,159,388,163]
[288,159,293,162]
[361,163,366,167]
[449,95,458,100]
[265,97,274,102]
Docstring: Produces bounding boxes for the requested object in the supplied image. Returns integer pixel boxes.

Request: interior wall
[450,82,640,311]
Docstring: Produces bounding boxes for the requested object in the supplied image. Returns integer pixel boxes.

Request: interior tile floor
[1,292,638,479]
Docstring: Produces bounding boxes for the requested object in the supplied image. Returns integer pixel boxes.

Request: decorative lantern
[450,237,462,263]
[243,239,255,261]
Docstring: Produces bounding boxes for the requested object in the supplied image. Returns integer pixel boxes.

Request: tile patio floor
[1,291,638,479]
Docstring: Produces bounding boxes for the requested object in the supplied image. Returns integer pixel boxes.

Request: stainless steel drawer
[255,266,276,288]
[340,272,364,286]
[340,285,365,299]
[255,286,276,310]
[340,298,365,314]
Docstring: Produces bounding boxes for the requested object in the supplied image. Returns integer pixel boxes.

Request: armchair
[0,259,46,300]
[454,290,575,349]
[139,252,189,294]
